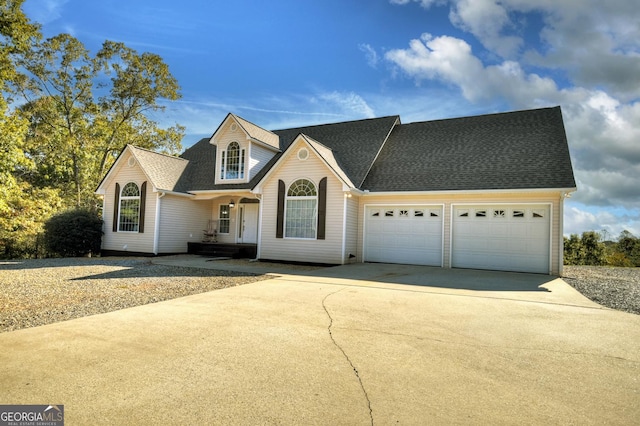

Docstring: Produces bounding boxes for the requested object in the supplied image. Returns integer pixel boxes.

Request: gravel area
[2,259,638,334]
[0,257,271,333]
[563,265,640,315]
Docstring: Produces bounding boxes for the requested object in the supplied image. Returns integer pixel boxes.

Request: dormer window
[220,141,245,180]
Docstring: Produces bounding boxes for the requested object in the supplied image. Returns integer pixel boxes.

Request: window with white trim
[285,179,317,239]
[220,141,245,180]
[219,205,230,234]
[119,182,140,232]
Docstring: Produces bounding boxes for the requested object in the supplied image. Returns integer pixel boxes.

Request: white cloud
[161,92,378,146]
[564,204,640,238]
[390,0,640,99]
[316,91,376,119]
[389,0,442,6]
[385,0,640,235]
[384,33,558,105]
[23,0,69,24]
[358,43,379,68]
[448,0,522,57]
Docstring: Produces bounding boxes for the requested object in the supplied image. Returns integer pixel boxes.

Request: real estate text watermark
[0,405,64,426]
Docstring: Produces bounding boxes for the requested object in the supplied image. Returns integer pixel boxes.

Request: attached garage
[451,204,551,274]
[364,205,443,266]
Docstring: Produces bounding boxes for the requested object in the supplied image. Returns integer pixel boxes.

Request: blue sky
[23,0,640,238]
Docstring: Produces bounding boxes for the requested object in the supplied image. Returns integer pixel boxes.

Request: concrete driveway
[1,261,639,424]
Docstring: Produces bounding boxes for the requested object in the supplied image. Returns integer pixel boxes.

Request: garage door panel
[365,206,443,266]
[452,205,550,274]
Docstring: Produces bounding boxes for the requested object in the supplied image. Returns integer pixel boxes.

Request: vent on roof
[230,123,238,131]
[127,157,136,167]
[297,148,309,160]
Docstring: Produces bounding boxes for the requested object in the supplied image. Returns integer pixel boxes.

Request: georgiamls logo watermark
[0,405,64,426]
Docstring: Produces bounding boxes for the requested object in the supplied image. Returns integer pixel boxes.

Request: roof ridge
[128,144,188,162]
[401,106,560,126]
[272,115,400,132]
[299,133,333,151]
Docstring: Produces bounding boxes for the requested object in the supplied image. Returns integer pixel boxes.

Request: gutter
[360,187,578,196]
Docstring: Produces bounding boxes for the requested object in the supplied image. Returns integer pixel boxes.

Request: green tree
[0,0,63,258]
[564,234,584,265]
[15,34,184,209]
[580,231,606,266]
[564,232,608,266]
[2,1,184,257]
[16,34,96,207]
[616,230,640,266]
[93,40,184,176]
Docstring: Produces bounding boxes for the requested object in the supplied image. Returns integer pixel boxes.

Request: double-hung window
[219,205,230,234]
[285,179,317,239]
[220,141,245,180]
[119,182,140,232]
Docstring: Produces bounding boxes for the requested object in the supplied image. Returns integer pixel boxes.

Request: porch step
[187,242,257,259]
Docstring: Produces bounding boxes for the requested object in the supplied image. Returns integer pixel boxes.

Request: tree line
[565,230,640,267]
[1,0,184,258]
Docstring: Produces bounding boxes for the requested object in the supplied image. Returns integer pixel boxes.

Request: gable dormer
[210,113,280,185]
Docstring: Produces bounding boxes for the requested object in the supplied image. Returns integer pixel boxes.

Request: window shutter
[139,181,147,233]
[276,179,285,238]
[113,183,120,232]
[220,151,225,180]
[317,177,327,240]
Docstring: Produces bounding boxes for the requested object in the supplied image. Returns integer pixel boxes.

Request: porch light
[228,200,235,208]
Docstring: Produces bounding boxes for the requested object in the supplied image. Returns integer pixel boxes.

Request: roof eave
[249,137,281,152]
[361,187,577,196]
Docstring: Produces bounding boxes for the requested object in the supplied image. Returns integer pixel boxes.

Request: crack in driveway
[322,289,374,426]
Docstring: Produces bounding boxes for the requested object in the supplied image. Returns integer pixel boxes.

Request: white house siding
[344,195,359,262]
[259,142,346,264]
[249,143,276,180]
[157,196,212,253]
[357,192,564,275]
[100,152,157,254]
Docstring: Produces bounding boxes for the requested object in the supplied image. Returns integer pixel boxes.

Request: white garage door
[452,205,550,273]
[365,206,443,266]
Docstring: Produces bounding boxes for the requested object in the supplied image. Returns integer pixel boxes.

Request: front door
[238,203,259,244]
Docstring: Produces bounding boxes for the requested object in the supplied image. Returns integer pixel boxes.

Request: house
[95,106,576,275]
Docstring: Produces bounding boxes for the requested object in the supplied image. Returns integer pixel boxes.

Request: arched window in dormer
[220,141,245,180]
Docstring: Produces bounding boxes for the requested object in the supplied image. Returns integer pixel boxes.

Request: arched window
[285,179,317,239]
[119,182,141,232]
[221,141,245,180]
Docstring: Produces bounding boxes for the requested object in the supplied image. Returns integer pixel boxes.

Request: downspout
[559,191,570,276]
[153,192,166,255]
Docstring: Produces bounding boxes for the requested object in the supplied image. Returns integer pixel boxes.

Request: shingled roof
[361,106,576,192]
[272,115,400,187]
[128,145,188,192]
[108,106,574,195]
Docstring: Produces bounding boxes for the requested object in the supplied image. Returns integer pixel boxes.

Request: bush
[44,210,103,257]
